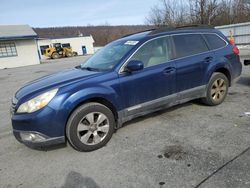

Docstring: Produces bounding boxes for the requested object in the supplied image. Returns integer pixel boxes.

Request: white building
[216,22,250,57]
[37,36,95,59]
[0,25,40,69]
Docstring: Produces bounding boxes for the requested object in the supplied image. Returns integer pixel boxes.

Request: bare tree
[188,0,219,25]
[233,0,250,23]
[146,0,190,27]
[145,5,164,26]
[146,0,250,27]
[215,0,234,25]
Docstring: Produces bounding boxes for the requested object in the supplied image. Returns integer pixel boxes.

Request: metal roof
[215,22,250,29]
[215,22,250,45]
[0,25,37,40]
[37,35,93,40]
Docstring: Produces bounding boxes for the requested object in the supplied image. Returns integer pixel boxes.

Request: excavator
[44,43,78,59]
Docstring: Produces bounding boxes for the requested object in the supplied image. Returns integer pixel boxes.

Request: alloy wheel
[210,78,227,102]
[77,112,110,145]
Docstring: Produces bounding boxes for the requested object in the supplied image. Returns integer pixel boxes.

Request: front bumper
[13,130,65,147]
[11,105,67,147]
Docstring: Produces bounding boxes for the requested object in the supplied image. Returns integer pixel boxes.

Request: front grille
[10,97,18,115]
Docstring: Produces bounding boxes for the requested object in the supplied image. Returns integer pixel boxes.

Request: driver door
[119,36,177,116]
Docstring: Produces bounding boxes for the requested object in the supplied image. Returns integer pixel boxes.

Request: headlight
[17,88,58,113]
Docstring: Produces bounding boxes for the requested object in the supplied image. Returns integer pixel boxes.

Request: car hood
[15,68,99,100]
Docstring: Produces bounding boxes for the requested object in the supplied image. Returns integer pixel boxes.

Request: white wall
[37,36,95,59]
[0,39,40,69]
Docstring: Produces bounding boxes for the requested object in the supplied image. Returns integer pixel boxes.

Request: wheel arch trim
[61,87,121,130]
[206,64,232,86]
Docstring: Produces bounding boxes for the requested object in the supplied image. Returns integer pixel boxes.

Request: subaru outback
[11,26,242,151]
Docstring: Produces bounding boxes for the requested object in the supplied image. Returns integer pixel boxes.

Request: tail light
[233,46,239,55]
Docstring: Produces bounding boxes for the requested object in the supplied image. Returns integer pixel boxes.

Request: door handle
[204,56,213,63]
[163,67,176,74]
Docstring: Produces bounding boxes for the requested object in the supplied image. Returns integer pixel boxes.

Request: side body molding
[117,85,206,127]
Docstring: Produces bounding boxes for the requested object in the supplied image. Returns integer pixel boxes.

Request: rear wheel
[201,72,229,106]
[66,52,73,57]
[66,103,115,152]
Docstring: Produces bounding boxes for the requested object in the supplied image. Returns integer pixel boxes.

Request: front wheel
[51,52,60,59]
[201,72,229,106]
[66,103,115,152]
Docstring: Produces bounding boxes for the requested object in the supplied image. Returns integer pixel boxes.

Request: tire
[51,52,60,59]
[66,52,73,57]
[201,72,229,106]
[66,102,115,152]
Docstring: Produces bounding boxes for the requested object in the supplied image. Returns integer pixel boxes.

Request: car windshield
[81,40,137,71]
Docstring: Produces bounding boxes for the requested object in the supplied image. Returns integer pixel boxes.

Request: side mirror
[126,60,144,72]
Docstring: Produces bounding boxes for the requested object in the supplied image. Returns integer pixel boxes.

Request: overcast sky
[0,0,159,27]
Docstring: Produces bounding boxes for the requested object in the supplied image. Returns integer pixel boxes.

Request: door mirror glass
[126,60,144,72]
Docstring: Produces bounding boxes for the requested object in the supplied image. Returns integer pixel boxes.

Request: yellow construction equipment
[44,43,78,59]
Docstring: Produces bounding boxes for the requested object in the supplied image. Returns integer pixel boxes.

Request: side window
[173,34,209,59]
[62,43,71,48]
[40,45,49,55]
[130,36,172,68]
[204,34,227,50]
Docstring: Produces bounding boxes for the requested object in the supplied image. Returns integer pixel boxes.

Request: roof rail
[121,29,155,38]
[176,24,214,29]
[121,25,214,38]
[148,24,214,35]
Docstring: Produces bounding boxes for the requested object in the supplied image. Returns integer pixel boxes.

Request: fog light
[20,132,45,142]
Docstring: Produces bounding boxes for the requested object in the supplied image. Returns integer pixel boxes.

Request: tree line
[146,0,250,26]
[34,25,152,46]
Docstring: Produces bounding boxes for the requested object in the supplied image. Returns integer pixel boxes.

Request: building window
[62,43,71,48]
[0,42,17,57]
[40,45,50,55]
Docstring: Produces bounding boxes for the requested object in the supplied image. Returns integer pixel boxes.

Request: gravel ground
[0,56,249,188]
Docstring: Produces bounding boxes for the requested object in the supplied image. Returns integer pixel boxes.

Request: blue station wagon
[11,26,242,151]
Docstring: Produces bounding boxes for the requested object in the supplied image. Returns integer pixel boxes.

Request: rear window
[173,34,209,59]
[204,34,227,50]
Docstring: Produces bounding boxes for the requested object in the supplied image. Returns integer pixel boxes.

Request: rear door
[203,33,241,79]
[172,33,213,99]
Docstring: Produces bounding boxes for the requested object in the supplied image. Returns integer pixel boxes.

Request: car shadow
[25,143,67,152]
[237,76,250,87]
[61,171,100,188]
[122,102,195,127]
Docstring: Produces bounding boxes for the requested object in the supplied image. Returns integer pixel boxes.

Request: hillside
[34,25,153,46]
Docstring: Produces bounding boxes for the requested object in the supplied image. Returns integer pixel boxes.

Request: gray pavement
[0,56,249,188]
